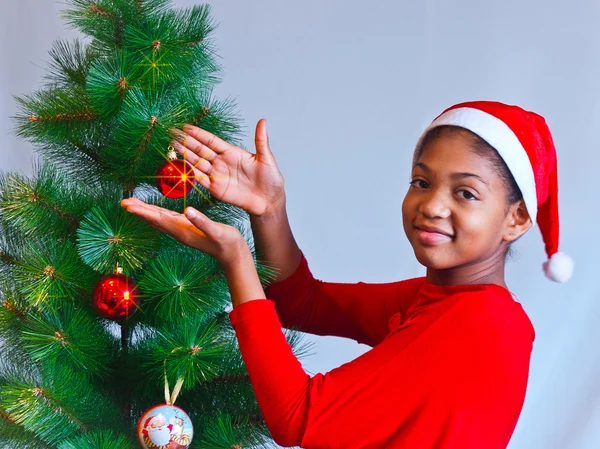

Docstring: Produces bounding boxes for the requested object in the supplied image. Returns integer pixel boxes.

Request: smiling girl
[121,100,572,448]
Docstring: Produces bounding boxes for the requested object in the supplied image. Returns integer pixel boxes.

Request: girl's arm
[249,191,304,284]
[223,246,310,447]
[222,243,269,309]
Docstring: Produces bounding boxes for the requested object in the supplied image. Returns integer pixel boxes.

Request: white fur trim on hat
[420,107,539,221]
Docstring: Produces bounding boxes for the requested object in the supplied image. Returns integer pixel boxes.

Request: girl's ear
[503,200,533,242]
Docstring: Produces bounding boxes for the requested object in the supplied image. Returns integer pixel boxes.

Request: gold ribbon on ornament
[163,359,185,405]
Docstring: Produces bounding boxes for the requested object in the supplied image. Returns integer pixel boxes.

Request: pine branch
[21,302,118,378]
[0,405,54,449]
[177,88,246,148]
[0,251,15,266]
[61,0,135,48]
[104,87,190,186]
[43,38,92,88]
[77,200,160,274]
[58,428,138,449]
[137,314,228,392]
[137,244,229,323]
[12,238,98,312]
[0,173,79,236]
[0,365,123,446]
[12,85,100,149]
[87,48,139,118]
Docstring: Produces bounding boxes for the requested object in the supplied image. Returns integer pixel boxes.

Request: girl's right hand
[171,119,285,217]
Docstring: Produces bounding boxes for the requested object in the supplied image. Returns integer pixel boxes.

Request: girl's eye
[409,179,428,189]
[459,190,477,200]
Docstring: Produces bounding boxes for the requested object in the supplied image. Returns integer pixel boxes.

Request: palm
[119,197,243,264]
[173,120,285,216]
[208,148,283,216]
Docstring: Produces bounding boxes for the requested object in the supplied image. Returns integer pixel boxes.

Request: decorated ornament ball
[137,404,194,449]
[155,158,195,199]
[92,272,139,320]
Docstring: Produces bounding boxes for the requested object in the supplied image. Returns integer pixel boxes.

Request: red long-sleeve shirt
[228,250,535,449]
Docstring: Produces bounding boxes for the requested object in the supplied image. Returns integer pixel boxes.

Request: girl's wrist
[219,236,251,270]
[250,192,287,222]
[221,241,267,309]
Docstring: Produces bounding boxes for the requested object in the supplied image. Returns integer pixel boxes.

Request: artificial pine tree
[0,1,313,447]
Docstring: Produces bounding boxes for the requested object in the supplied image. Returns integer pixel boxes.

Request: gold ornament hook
[167,145,177,161]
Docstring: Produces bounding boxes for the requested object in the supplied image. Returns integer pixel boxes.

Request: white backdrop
[1,1,596,448]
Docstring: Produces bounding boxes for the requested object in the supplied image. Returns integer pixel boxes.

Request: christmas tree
[0,1,312,447]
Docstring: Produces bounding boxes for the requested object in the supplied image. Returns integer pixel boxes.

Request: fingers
[180,158,211,187]
[120,198,177,228]
[184,207,219,240]
[120,198,234,258]
[254,118,274,160]
[171,128,217,162]
[121,197,177,215]
[175,124,230,156]
[121,198,206,241]
[171,141,214,176]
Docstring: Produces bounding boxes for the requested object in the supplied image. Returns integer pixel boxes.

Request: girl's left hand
[120,197,247,268]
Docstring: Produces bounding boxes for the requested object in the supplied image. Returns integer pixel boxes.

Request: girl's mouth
[415,228,453,245]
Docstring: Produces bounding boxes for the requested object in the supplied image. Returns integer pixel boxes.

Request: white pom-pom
[542,251,574,283]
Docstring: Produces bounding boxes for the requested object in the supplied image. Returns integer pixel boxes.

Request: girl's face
[402,130,519,279]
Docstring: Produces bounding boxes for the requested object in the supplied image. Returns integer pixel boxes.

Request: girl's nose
[418,190,451,219]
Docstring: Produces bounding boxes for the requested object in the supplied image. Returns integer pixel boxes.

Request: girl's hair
[413,125,524,261]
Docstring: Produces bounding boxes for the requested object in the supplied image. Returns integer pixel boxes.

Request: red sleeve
[264,250,421,347]
[229,299,311,446]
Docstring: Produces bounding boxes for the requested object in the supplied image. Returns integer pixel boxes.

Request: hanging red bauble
[137,403,193,449]
[155,150,194,198]
[93,267,139,320]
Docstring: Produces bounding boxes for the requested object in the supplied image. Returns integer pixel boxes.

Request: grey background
[1,1,596,448]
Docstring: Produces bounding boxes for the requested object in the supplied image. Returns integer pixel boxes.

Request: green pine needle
[61,0,136,48]
[0,285,32,353]
[0,160,91,240]
[0,364,123,446]
[58,428,138,449]
[43,38,92,88]
[104,87,190,185]
[77,200,160,273]
[13,85,101,147]
[21,302,117,377]
[135,315,229,393]
[195,413,250,448]
[87,48,139,118]
[137,245,229,323]
[0,411,54,449]
[12,238,98,311]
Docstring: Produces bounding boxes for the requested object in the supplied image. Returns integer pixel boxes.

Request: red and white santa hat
[415,100,573,282]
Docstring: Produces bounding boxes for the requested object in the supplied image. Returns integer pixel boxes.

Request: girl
[121,100,573,448]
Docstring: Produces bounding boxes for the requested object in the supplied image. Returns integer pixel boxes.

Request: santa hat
[415,100,573,283]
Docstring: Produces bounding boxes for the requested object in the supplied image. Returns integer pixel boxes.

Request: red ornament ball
[155,159,194,198]
[93,273,139,320]
[137,403,193,449]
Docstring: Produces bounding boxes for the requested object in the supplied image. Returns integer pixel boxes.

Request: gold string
[163,359,185,405]
[170,377,185,405]
[164,360,170,404]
